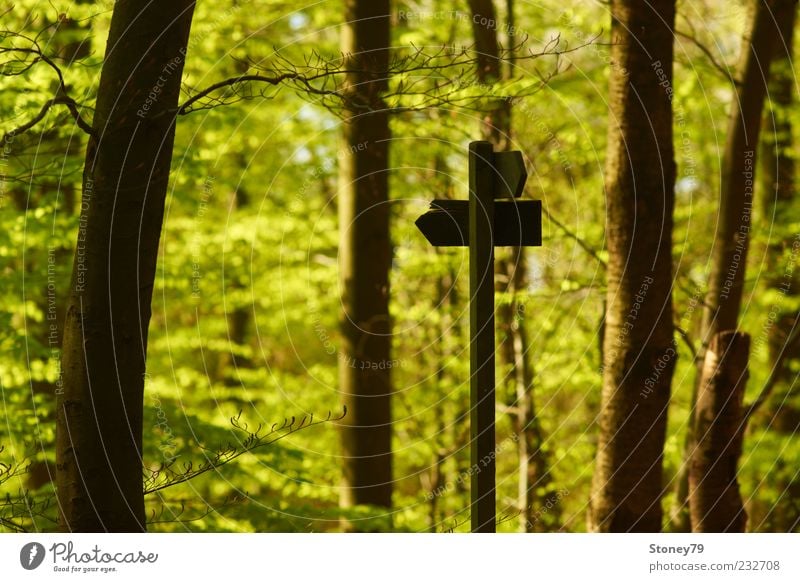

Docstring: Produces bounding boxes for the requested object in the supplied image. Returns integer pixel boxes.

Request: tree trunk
[672,0,794,533]
[468,0,510,149]
[700,0,794,339]
[19,9,93,493]
[668,373,700,532]
[673,0,794,531]
[56,0,195,532]
[588,0,676,532]
[761,5,800,435]
[757,4,800,532]
[221,177,253,386]
[688,331,749,532]
[338,0,393,519]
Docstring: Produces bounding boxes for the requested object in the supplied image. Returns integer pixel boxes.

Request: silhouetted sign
[415,199,542,247]
[415,142,542,533]
[492,151,527,198]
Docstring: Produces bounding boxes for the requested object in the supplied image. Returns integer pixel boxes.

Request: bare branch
[542,206,606,267]
[176,36,596,118]
[3,95,94,140]
[675,325,698,361]
[675,27,739,87]
[143,407,346,495]
[176,72,343,116]
[0,34,95,138]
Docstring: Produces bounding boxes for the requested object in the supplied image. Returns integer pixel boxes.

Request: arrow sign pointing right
[493,151,527,198]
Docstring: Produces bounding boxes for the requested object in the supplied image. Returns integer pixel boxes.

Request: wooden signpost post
[416,141,542,533]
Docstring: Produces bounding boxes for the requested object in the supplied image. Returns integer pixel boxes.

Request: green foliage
[1,0,798,532]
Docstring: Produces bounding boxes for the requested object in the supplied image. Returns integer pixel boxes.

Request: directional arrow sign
[414,141,543,533]
[415,199,542,247]
[492,150,527,198]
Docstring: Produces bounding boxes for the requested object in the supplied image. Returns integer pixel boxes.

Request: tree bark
[56,0,195,532]
[673,0,795,531]
[468,0,510,149]
[672,0,794,533]
[338,0,393,518]
[700,0,794,339]
[588,0,676,532]
[761,5,800,435]
[757,4,800,532]
[688,331,749,532]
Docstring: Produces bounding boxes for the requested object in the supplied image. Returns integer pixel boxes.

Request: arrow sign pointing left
[415,199,542,247]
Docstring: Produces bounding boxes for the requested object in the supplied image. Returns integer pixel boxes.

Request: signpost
[415,141,541,533]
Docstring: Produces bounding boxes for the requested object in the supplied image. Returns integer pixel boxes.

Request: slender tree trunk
[423,154,460,531]
[689,331,749,531]
[700,0,794,339]
[588,0,676,532]
[426,255,456,531]
[338,0,393,520]
[680,0,794,533]
[220,176,253,386]
[468,0,509,149]
[56,0,195,532]
[21,10,92,492]
[668,374,701,531]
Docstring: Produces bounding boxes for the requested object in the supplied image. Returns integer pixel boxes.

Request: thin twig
[675,28,739,87]
[541,206,606,267]
[1,38,95,138]
[4,96,94,140]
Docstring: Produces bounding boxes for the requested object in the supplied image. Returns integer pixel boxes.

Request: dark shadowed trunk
[700,0,794,339]
[56,0,195,532]
[338,0,393,521]
[588,0,676,532]
[689,331,749,532]
[468,0,510,149]
[761,6,800,435]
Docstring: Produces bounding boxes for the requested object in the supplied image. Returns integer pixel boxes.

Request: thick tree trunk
[689,331,749,532]
[56,0,195,532]
[338,0,393,518]
[672,0,794,533]
[588,0,676,532]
